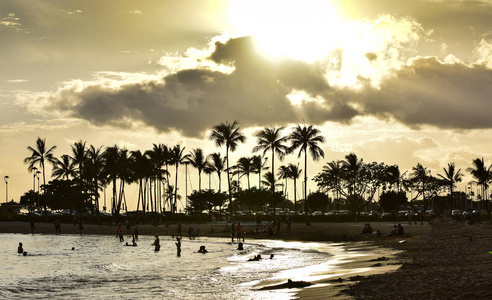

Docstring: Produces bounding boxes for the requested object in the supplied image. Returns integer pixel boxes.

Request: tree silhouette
[209,121,246,217]
[287,125,325,225]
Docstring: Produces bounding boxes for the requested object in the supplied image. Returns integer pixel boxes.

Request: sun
[227,0,348,62]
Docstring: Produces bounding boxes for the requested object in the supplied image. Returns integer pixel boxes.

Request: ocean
[1,233,387,299]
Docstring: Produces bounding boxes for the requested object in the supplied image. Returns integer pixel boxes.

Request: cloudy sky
[2,0,492,210]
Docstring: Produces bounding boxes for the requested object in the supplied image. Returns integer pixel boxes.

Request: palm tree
[319,160,343,215]
[287,163,302,215]
[85,145,105,218]
[235,156,254,189]
[130,150,151,215]
[410,163,431,212]
[52,155,77,180]
[203,164,215,190]
[385,165,403,192]
[341,153,365,217]
[438,162,463,209]
[70,140,88,182]
[209,152,225,193]
[169,145,190,213]
[209,121,246,216]
[251,155,268,188]
[278,165,290,195]
[24,137,58,194]
[253,127,288,221]
[287,125,325,225]
[187,148,207,192]
[102,145,121,217]
[467,158,492,209]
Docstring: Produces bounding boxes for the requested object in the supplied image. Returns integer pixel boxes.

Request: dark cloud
[45,36,336,137]
[43,36,492,137]
[353,56,492,129]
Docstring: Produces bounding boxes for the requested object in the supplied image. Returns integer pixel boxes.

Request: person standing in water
[17,243,23,254]
[236,222,243,243]
[175,237,181,257]
[133,226,139,241]
[152,234,160,251]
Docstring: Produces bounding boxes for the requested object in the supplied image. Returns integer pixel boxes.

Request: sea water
[1,234,382,299]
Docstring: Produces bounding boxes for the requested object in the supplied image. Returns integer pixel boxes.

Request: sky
[1,0,492,211]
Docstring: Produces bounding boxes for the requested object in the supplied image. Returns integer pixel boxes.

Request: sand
[1,218,491,299]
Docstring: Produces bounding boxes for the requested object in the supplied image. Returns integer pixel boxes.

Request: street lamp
[4,176,9,204]
[32,167,38,210]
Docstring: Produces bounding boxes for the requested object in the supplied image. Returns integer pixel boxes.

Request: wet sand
[1,219,491,299]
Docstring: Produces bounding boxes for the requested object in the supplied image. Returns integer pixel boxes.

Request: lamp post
[32,167,38,211]
[4,176,9,204]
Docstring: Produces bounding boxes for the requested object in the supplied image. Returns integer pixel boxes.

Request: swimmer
[248,254,262,261]
[198,245,208,253]
[270,254,274,259]
[237,242,244,250]
[17,243,23,254]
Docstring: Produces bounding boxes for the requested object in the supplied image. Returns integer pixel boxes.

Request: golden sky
[1,0,492,210]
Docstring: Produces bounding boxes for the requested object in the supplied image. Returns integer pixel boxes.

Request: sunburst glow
[228,0,348,62]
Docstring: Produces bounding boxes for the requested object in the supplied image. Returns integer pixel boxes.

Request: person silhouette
[175,237,181,257]
[152,235,161,251]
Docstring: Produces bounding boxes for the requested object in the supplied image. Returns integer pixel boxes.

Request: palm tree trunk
[271,148,276,223]
[294,178,297,215]
[226,147,232,218]
[304,151,310,225]
[174,164,179,214]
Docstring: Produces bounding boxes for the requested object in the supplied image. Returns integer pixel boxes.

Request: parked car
[369,211,380,217]
[312,211,324,216]
[425,210,434,216]
[380,212,393,218]
[451,210,461,216]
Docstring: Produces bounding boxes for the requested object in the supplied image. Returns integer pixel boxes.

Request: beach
[1,219,491,299]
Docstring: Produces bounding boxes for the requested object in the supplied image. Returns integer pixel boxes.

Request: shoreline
[2,219,491,299]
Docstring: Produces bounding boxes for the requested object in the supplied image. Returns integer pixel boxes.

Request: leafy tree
[43,179,92,212]
[234,187,270,213]
[379,190,408,213]
[187,190,214,214]
[307,191,331,213]
[19,190,37,212]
